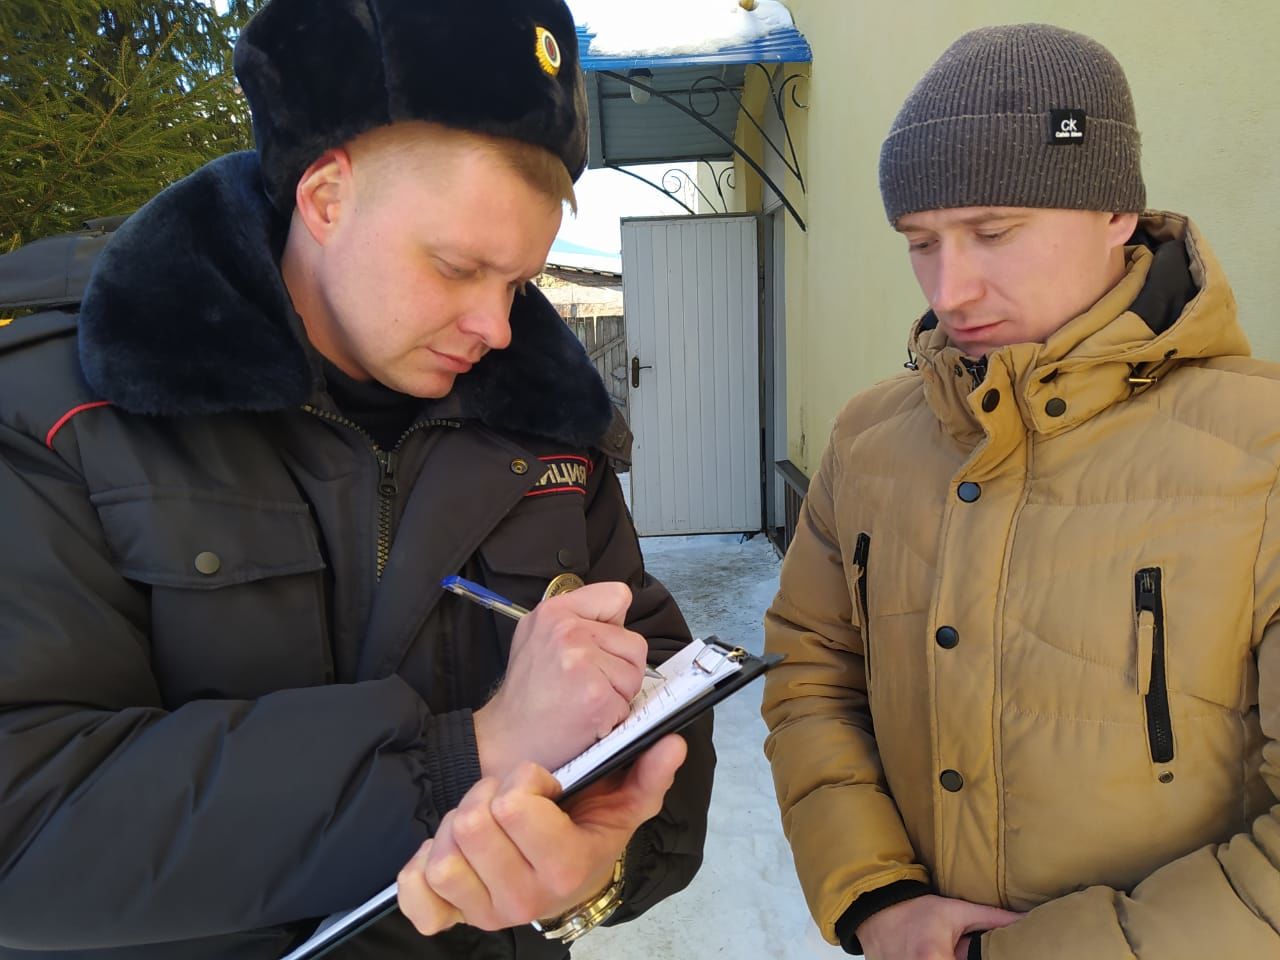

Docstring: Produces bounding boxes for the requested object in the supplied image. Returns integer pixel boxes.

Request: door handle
[631,356,653,388]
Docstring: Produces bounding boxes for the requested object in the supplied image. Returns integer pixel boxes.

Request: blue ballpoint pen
[440,575,664,679]
[440,575,532,620]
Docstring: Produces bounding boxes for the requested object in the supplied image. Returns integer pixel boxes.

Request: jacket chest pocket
[448,495,592,690]
[96,492,331,706]
[1134,567,1175,767]
[475,496,591,611]
[850,532,874,697]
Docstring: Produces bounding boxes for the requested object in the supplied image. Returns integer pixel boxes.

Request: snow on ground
[573,531,848,960]
[568,0,795,59]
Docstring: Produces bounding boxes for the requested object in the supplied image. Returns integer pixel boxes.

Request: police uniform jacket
[762,213,1280,959]
[0,152,714,960]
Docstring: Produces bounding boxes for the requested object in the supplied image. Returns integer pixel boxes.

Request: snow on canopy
[567,0,796,59]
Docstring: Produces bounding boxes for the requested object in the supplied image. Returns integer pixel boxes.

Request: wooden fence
[564,314,629,426]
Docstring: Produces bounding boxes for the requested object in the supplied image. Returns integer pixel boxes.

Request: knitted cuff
[420,708,482,818]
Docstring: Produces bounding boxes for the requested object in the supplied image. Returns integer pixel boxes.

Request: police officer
[0,1,714,957]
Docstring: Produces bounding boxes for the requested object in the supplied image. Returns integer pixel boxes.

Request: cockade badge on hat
[535,25,562,77]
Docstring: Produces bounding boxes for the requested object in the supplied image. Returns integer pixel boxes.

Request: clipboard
[280,637,781,960]
[558,636,780,799]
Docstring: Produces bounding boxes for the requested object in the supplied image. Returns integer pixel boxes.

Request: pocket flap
[95,489,325,589]
[478,497,589,578]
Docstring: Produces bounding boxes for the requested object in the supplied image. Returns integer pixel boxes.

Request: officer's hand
[856,894,1022,960]
[397,733,686,936]
[473,582,648,781]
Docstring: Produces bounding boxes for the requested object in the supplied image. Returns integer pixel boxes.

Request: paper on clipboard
[553,637,741,791]
[281,637,762,960]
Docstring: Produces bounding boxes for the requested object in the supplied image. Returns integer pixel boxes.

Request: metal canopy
[575,23,812,228]
[586,64,746,167]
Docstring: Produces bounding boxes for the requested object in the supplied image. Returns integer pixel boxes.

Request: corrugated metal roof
[588,64,745,166]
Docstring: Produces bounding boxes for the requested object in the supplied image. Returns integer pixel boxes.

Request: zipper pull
[1135,570,1157,694]
[852,532,869,570]
[1135,613,1154,695]
[376,449,398,498]
[1136,570,1157,611]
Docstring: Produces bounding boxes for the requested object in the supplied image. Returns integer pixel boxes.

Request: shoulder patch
[597,407,633,466]
[0,310,78,356]
[525,454,593,497]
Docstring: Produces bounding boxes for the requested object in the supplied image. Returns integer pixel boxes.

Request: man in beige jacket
[762,23,1280,960]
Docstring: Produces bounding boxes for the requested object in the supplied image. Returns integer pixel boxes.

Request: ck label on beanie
[1049,109,1087,145]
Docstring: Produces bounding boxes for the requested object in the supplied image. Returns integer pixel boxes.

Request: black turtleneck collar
[321,360,421,450]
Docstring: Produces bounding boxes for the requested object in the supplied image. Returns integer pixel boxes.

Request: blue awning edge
[575,24,812,72]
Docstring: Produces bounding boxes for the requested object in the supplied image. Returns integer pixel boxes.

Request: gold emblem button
[542,572,585,600]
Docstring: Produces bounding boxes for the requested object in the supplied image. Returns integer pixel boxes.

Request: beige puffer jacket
[762,213,1280,958]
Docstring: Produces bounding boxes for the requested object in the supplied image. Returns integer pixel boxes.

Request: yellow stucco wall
[768,2,1280,475]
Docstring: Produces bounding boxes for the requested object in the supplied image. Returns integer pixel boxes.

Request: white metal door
[621,215,761,536]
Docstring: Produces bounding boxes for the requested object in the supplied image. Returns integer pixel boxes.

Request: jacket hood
[78,151,614,448]
[908,212,1249,444]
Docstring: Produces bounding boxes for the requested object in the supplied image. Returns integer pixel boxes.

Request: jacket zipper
[373,449,398,580]
[853,532,872,686]
[1135,567,1175,764]
[303,405,460,582]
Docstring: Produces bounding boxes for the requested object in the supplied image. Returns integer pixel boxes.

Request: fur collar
[79,151,613,448]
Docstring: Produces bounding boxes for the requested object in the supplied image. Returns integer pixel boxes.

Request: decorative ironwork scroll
[607,161,739,216]
[601,65,808,230]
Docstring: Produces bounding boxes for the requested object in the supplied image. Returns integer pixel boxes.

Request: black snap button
[953,364,964,378]
[194,551,221,576]
[1045,397,1067,418]
[510,458,529,475]
[935,626,959,649]
[1158,771,1174,784]
[981,389,999,412]
[957,482,981,503]
[556,548,573,567]
[940,769,964,792]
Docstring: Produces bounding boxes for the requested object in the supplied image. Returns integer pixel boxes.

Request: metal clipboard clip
[692,636,749,675]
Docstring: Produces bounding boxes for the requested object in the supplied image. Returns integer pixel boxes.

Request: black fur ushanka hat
[233,0,588,212]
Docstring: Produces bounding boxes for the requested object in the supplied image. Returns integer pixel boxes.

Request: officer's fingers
[614,733,686,820]
[397,841,464,936]
[563,734,687,830]
[487,779,603,904]
[583,633,647,718]
[421,843,498,930]
[551,581,633,626]
[452,776,502,823]
[502,759,566,801]
[588,622,650,676]
[430,783,494,865]
[449,788,545,924]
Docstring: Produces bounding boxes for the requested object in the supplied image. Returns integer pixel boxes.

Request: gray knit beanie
[879,23,1145,222]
